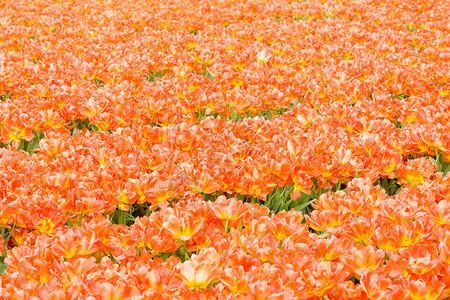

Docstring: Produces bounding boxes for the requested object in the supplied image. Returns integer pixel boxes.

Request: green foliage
[294,16,310,21]
[225,94,307,122]
[410,45,424,55]
[200,64,213,81]
[432,80,448,87]
[17,130,45,154]
[195,107,207,122]
[1,224,17,273]
[108,206,136,227]
[263,184,299,215]
[347,14,358,22]
[93,78,105,88]
[152,246,193,262]
[391,93,410,100]
[108,203,161,227]
[406,24,417,32]
[0,130,45,154]
[200,178,341,216]
[374,177,402,196]
[1,226,13,248]
[0,90,12,102]
[133,202,158,218]
[349,276,360,285]
[245,178,341,215]
[144,69,169,82]
[433,150,450,176]
[391,120,406,129]
[0,251,7,275]
[64,217,74,228]
[202,192,223,202]
[68,118,100,136]
[323,13,337,19]
[257,96,304,120]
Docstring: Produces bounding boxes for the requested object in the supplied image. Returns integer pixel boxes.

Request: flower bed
[0,0,449,298]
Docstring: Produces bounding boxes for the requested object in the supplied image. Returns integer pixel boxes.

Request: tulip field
[1,0,450,298]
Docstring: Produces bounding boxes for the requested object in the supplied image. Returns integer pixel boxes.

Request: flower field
[0,0,450,298]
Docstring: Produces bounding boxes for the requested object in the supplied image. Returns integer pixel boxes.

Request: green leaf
[93,78,105,88]
[391,93,410,100]
[201,65,214,81]
[29,130,45,154]
[0,262,7,275]
[68,118,99,135]
[293,198,315,212]
[145,69,168,82]
[406,25,417,32]
[0,90,12,102]
[294,16,309,21]
[0,250,7,275]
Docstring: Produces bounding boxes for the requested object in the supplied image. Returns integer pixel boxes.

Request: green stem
[150,110,156,126]
[224,219,229,233]
[182,240,189,261]
[335,179,342,192]
[118,210,123,225]
[3,223,17,247]
[382,177,388,191]
[78,212,84,227]
[435,148,441,172]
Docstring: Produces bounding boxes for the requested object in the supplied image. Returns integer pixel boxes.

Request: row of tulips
[2,177,450,299]
[1,0,450,298]
[0,0,449,136]
[0,114,449,230]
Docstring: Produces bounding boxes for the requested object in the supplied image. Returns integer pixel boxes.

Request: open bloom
[162,214,204,242]
[53,229,103,259]
[256,49,272,65]
[177,248,219,289]
[208,196,247,221]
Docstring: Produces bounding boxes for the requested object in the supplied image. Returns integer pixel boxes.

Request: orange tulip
[343,216,376,245]
[314,235,347,262]
[340,246,385,279]
[426,200,450,225]
[305,209,351,233]
[256,50,272,65]
[265,210,308,243]
[401,276,445,300]
[396,157,436,187]
[360,270,397,300]
[219,266,251,294]
[301,260,350,296]
[388,244,441,278]
[373,224,402,252]
[438,231,450,264]
[208,196,247,222]
[162,214,204,242]
[140,227,181,255]
[53,229,103,259]
[177,249,219,289]
[98,281,133,300]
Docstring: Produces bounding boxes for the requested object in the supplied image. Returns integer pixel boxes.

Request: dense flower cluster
[0,0,449,298]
